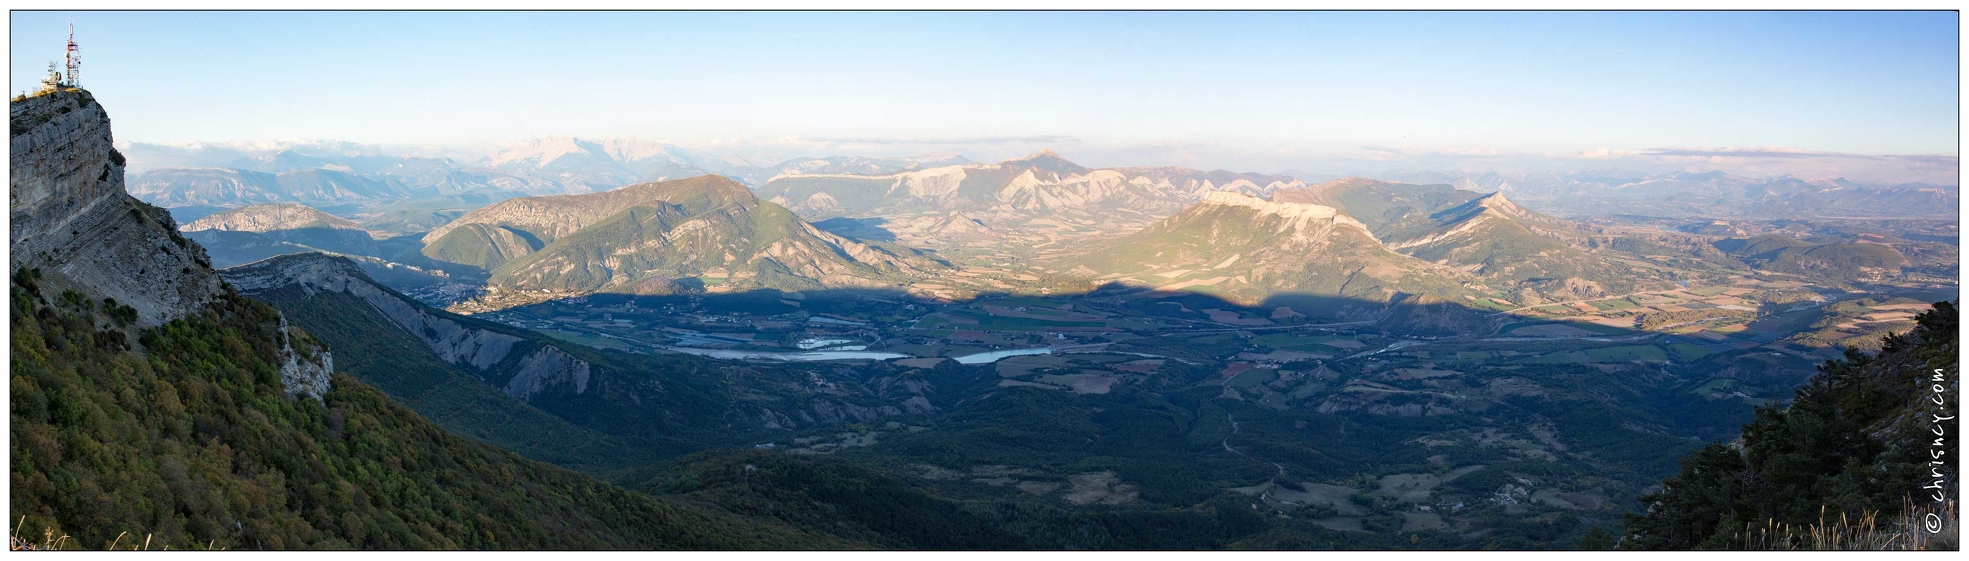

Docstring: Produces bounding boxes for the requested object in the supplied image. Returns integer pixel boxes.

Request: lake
[952,347,1053,364]
[664,347,909,362]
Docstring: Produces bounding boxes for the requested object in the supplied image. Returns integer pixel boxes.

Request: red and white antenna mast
[64,19,80,87]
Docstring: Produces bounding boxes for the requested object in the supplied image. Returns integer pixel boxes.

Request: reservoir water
[666,345,1055,364]
[664,347,909,361]
[951,347,1053,364]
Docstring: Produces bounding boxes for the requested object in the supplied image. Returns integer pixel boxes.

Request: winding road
[1222,413,1295,505]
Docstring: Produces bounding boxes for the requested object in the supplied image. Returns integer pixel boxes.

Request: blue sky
[9,11,1960,176]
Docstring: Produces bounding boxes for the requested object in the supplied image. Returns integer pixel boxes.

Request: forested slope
[1622,302,1958,550]
[8,272,850,550]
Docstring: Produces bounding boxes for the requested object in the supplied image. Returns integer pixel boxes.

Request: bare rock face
[10,89,221,327]
[222,252,596,402]
[502,345,591,400]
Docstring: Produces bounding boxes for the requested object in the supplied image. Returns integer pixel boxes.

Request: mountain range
[1048,176,1694,312]
[757,150,1311,250]
[126,138,980,214]
[1385,169,1959,219]
[123,135,1958,228]
[1271,178,1670,300]
[155,152,1930,315]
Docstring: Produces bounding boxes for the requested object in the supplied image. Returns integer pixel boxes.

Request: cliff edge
[10,88,221,326]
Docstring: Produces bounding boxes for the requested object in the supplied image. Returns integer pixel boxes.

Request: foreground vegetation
[7,274,843,550]
[1622,302,1959,550]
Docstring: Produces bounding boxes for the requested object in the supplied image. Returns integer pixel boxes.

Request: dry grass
[8,516,174,551]
[1735,500,1959,551]
[9,516,72,551]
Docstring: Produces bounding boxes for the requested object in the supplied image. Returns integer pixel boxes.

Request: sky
[9,11,1961,181]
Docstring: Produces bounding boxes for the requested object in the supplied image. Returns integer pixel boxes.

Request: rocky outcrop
[10,88,221,327]
[275,314,333,399]
[798,400,908,424]
[502,345,591,400]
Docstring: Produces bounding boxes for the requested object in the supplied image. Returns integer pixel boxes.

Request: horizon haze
[8,10,1960,183]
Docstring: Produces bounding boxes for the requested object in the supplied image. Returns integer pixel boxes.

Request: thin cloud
[1642,147,1957,163]
[1359,145,1515,159]
[803,135,1081,145]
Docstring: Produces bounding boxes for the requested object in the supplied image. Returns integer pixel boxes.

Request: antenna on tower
[64,17,80,87]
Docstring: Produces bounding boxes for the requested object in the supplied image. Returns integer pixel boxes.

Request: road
[1222,413,1295,506]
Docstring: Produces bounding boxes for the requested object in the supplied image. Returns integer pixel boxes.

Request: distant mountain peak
[1004,149,1088,175]
[1310,176,1389,190]
[1470,190,1523,214]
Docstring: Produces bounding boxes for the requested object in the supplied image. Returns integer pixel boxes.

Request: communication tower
[64,19,80,87]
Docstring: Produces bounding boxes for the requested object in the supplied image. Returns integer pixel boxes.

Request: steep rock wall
[9,89,220,326]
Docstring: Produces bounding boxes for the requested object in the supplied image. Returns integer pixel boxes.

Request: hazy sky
[9,11,1960,179]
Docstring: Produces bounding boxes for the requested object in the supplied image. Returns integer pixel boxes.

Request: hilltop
[1274,178,1674,302]
[1059,191,1475,308]
[420,175,944,306]
[180,203,382,265]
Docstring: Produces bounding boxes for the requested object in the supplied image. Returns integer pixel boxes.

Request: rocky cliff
[221,252,595,402]
[10,88,221,327]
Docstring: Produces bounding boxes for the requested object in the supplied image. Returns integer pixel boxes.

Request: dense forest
[7,270,846,550]
[633,449,1276,550]
[1621,302,1959,550]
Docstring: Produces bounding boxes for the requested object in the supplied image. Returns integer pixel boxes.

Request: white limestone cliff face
[9,89,221,327]
[221,252,596,402]
[1197,191,1378,241]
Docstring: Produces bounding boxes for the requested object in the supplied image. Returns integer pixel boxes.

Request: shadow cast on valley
[810,216,899,242]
